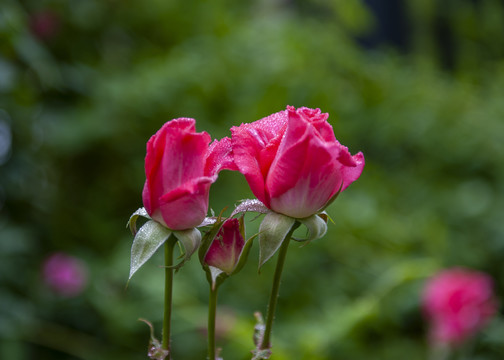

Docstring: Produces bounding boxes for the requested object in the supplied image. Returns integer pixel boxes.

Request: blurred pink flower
[422,267,497,345]
[42,253,88,297]
[29,11,60,41]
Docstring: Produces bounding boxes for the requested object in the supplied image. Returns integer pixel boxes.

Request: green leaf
[127,207,151,235]
[172,228,201,270]
[293,213,328,243]
[258,212,296,269]
[129,220,172,280]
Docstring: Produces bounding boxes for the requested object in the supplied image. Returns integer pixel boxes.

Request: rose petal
[205,136,238,176]
[230,110,288,205]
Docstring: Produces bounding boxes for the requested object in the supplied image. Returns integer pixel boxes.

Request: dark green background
[1,0,504,359]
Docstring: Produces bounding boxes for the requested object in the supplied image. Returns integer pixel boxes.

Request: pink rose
[422,268,497,345]
[230,106,364,218]
[42,253,88,297]
[142,118,234,230]
[29,11,60,41]
[204,218,245,275]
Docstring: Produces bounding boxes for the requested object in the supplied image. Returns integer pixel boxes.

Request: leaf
[172,228,202,270]
[127,207,151,235]
[258,212,296,269]
[231,199,270,217]
[293,213,328,243]
[129,220,172,280]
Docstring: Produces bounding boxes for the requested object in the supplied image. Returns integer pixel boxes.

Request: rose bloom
[422,268,497,345]
[142,118,234,230]
[42,253,88,297]
[230,106,364,218]
[29,11,60,41]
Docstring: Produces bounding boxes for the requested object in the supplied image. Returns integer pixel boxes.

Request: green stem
[429,343,450,360]
[162,235,177,356]
[208,285,219,360]
[260,221,300,351]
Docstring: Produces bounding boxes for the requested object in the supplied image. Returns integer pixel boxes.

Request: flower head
[204,218,245,275]
[42,253,88,297]
[229,106,364,218]
[142,118,234,230]
[422,268,497,346]
[29,11,60,41]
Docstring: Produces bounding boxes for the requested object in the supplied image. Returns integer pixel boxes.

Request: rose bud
[29,11,60,41]
[142,118,234,230]
[204,218,245,275]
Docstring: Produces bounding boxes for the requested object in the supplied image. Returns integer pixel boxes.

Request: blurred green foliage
[1,0,504,359]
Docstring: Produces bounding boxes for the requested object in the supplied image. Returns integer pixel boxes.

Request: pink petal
[422,268,497,345]
[288,106,335,142]
[143,118,211,221]
[155,176,215,230]
[340,151,365,192]
[230,110,288,206]
[205,137,238,176]
[267,134,340,218]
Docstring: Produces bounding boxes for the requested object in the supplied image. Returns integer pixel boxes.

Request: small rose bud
[29,11,60,41]
[204,218,245,275]
[42,253,88,297]
[422,267,497,346]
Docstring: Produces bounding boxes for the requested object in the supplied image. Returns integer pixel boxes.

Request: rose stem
[162,234,177,357]
[428,343,450,360]
[260,221,300,351]
[208,284,219,360]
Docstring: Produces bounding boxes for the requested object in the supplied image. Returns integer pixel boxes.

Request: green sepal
[171,228,201,271]
[232,230,256,276]
[208,266,227,290]
[129,220,172,281]
[231,199,269,217]
[198,213,227,266]
[198,217,217,227]
[127,207,151,235]
[258,212,296,270]
[293,213,328,244]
